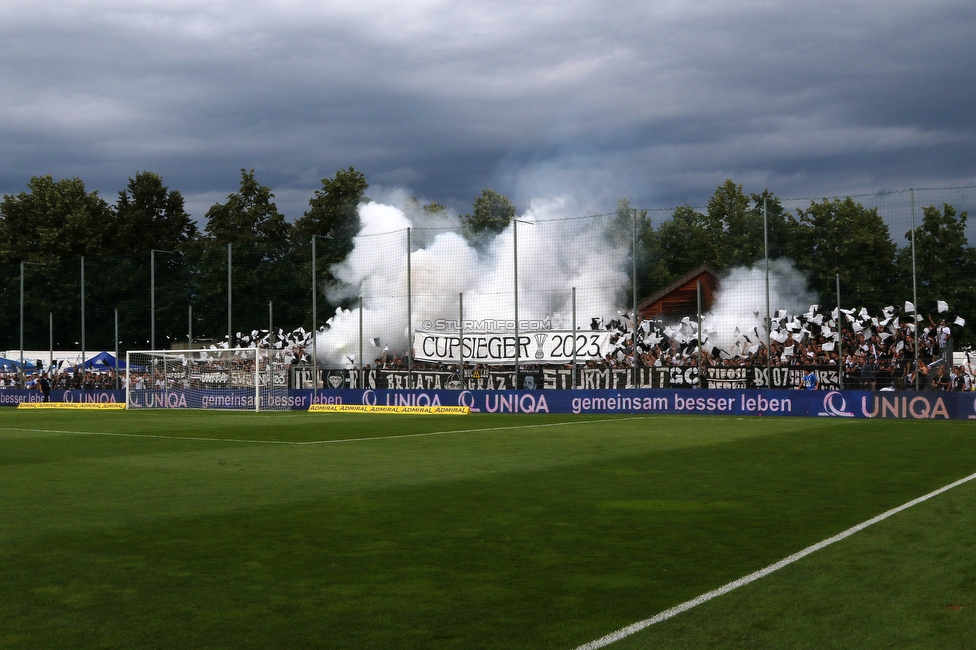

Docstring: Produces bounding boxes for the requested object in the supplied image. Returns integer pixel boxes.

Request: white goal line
[575,469,976,650]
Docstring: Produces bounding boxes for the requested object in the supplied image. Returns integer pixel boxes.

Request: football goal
[125,348,290,411]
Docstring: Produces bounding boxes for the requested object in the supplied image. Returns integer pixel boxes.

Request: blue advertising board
[294,388,976,420]
[2,388,975,420]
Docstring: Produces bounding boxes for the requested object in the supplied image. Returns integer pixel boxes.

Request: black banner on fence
[303,365,843,390]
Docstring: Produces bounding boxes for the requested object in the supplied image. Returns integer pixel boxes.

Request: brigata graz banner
[412,330,611,364]
[317,365,842,391]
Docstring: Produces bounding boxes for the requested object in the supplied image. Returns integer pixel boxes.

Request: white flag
[955,316,966,326]
[937,300,949,313]
[905,301,915,312]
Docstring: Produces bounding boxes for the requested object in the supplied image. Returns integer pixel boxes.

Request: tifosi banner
[412,330,611,364]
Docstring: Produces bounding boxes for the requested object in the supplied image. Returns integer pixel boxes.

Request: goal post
[125,348,290,411]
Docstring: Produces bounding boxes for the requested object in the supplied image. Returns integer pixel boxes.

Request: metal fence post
[572,286,577,390]
[764,198,771,389]
[458,292,464,384]
[311,236,317,387]
[513,220,519,389]
[837,274,844,390]
[407,227,412,387]
[910,189,920,390]
[358,295,364,388]
[632,208,639,388]
[227,243,232,348]
[81,256,85,370]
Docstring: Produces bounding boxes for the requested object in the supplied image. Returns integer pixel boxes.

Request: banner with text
[412,330,611,364]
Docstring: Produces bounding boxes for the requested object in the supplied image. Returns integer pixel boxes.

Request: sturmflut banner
[412,330,612,364]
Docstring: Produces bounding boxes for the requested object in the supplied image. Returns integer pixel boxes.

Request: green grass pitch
[1,410,974,648]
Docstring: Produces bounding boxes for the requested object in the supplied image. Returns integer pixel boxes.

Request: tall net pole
[513,220,519,388]
[268,300,274,399]
[19,262,24,385]
[764,199,771,388]
[458,292,464,382]
[572,286,577,390]
[910,189,920,390]
[358,295,364,388]
[407,227,412,387]
[311,236,317,386]
[151,249,156,351]
[836,274,844,389]
[227,243,232,349]
[81,256,86,371]
[697,279,703,388]
[632,208,639,388]
[114,309,120,389]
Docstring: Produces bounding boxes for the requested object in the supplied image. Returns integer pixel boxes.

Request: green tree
[897,203,976,343]
[656,205,725,278]
[293,167,368,258]
[194,170,293,343]
[748,190,793,261]
[461,189,516,237]
[640,184,796,297]
[706,179,751,266]
[203,169,290,246]
[789,197,897,308]
[609,198,664,302]
[109,171,197,254]
[406,197,447,216]
[0,175,113,264]
[290,168,370,330]
[0,176,116,351]
[704,181,795,267]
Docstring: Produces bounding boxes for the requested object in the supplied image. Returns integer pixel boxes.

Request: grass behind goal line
[0,410,974,648]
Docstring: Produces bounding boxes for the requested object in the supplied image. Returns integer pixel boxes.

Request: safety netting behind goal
[125,348,289,410]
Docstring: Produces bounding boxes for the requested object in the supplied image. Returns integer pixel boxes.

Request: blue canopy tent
[0,357,37,372]
[82,351,140,372]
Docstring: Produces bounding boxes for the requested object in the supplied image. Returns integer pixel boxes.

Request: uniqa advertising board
[295,389,973,419]
[4,388,971,420]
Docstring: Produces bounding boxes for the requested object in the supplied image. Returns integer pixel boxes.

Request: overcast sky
[2,0,974,222]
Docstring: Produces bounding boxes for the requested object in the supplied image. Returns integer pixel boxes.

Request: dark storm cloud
[1,0,974,220]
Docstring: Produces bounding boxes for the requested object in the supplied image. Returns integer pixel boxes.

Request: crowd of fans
[359,303,975,390]
[2,302,972,392]
[0,368,120,391]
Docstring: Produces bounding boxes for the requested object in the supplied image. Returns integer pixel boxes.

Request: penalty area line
[575,468,976,650]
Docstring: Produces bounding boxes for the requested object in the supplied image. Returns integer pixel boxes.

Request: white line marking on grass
[0,417,647,446]
[0,427,297,445]
[575,469,976,650]
[294,416,649,445]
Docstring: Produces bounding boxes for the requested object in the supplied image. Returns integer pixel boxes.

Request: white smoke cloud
[315,197,630,366]
[703,258,817,352]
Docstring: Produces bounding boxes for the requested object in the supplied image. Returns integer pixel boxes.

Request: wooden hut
[637,264,721,320]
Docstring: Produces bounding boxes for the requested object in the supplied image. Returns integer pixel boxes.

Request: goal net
[125,348,290,411]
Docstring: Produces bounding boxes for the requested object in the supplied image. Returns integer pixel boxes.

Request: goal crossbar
[125,348,287,411]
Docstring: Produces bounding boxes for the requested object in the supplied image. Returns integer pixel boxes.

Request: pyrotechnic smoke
[703,259,817,351]
[315,198,630,366]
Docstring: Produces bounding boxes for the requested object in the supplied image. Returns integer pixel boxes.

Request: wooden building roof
[637,263,721,320]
